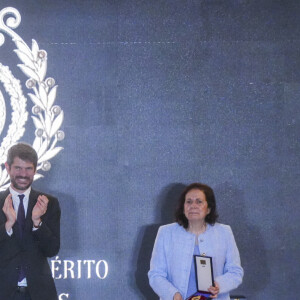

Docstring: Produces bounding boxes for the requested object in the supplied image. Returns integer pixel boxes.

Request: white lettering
[63,260,75,279]
[83,260,95,279]
[77,260,82,279]
[51,256,62,279]
[51,258,108,279]
[96,260,108,279]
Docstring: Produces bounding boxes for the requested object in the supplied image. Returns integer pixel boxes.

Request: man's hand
[32,195,49,226]
[2,194,16,231]
[173,292,183,300]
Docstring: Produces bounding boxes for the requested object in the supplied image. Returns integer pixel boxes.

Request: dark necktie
[17,194,25,236]
[17,194,26,282]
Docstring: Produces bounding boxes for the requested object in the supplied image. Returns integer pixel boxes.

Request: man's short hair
[6,143,38,170]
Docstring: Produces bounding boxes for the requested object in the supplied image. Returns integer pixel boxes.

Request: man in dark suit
[0,143,61,300]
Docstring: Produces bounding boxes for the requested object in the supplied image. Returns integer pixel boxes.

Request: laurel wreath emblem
[0,7,64,191]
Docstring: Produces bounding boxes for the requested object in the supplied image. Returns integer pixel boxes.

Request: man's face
[5,157,36,192]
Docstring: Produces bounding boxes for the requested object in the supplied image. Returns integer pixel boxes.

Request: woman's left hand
[208,281,219,298]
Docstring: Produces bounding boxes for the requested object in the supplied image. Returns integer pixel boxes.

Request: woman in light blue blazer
[148,183,243,300]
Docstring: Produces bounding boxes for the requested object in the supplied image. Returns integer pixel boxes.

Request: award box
[186,255,215,300]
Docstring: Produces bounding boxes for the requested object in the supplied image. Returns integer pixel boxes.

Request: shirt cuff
[32,221,42,231]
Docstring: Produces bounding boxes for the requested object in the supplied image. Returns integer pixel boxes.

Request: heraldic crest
[0,7,64,190]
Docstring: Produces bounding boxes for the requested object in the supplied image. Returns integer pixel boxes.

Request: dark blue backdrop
[0,1,299,299]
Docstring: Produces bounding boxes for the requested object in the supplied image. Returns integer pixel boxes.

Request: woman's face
[184,189,211,223]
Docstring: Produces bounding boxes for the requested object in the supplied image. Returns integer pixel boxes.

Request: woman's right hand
[173,292,183,300]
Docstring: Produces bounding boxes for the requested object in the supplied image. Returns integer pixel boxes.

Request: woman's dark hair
[175,182,218,228]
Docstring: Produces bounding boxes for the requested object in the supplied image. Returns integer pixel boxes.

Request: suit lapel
[0,189,10,205]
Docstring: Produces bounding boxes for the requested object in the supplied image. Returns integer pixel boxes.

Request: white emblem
[0,7,64,191]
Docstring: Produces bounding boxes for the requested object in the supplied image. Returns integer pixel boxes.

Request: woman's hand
[208,281,220,298]
[173,292,183,300]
